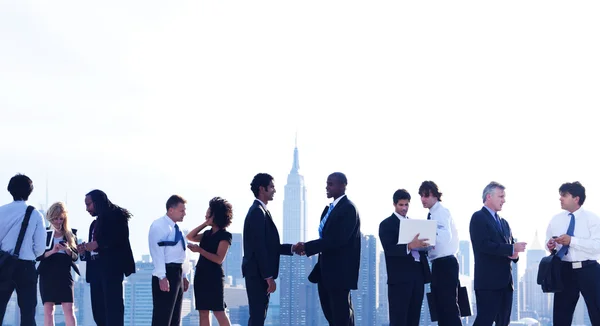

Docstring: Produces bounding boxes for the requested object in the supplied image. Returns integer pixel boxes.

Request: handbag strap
[12,206,35,258]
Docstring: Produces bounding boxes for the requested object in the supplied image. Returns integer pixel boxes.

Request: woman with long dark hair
[37,202,79,326]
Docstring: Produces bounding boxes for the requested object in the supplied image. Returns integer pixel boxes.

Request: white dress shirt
[428,201,459,260]
[148,215,190,279]
[0,201,46,260]
[546,207,600,262]
[393,212,420,262]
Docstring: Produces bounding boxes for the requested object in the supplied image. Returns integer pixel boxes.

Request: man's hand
[77,242,87,254]
[408,234,429,250]
[555,234,571,246]
[85,241,99,252]
[292,242,305,255]
[159,277,170,292]
[266,277,276,294]
[513,242,527,253]
[547,238,557,250]
[183,278,190,292]
[508,252,519,260]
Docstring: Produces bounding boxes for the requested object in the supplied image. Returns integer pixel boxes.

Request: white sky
[1,1,599,274]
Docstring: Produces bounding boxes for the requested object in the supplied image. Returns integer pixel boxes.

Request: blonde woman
[37,202,79,326]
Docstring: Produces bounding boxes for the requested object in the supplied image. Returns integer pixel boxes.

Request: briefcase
[537,251,563,293]
[427,286,471,322]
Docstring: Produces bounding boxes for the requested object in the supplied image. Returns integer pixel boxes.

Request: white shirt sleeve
[33,210,47,258]
[149,221,167,279]
[570,213,600,255]
[434,209,453,248]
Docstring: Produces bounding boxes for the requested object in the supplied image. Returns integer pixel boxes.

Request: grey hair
[482,181,505,203]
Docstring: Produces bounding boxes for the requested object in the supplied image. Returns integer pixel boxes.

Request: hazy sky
[1,1,599,274]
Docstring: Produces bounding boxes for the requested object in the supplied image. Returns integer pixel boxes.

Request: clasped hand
[292,242,305,255]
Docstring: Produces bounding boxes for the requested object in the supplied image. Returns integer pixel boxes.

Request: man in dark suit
[242,173,295,326]
[469,182,527,326]
[294,172,361,326]
[379,189,431,326]
[77,189,136,326]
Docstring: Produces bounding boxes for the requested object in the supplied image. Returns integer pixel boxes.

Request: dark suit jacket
[242,200,292,280]
[469,207,518,290]
[305,195,361,290]
[37,228,80,276]
[82,214,136,282]
[379,214,429,284]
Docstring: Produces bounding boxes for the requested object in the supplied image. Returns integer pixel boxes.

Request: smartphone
[59,240,66,245]
[552,236,558,239]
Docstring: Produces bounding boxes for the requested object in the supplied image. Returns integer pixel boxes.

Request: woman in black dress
[186,197,233,326]
[37,202,79,326]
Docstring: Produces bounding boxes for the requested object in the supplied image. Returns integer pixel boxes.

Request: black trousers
[473,285,512,326]
[388,265,424,326]
[152,264,183,326]
[0,260,37,326]
[553,261,600,326]
[89,259,125,326]
[431,256,462,326]
[317,283,354,326]
[245,276,269,326]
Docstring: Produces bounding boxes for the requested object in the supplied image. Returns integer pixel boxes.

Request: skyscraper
[279,142,310,326]
[352,234,377,326]
[124,261,154,326]
[223,233,243,286]
[457,240,471,276]
[377,251,389,326]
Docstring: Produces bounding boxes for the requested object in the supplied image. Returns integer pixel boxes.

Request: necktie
[318,203,334,238]
[557,213,575,258]
[494,213,503,232]
[174,224,186,251]
[427,212,431,220]
[158,224,186,251]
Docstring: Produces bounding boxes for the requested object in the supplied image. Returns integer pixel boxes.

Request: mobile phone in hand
[59,240,66,246]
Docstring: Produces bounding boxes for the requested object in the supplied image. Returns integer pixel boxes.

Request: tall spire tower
[279,139,310,325]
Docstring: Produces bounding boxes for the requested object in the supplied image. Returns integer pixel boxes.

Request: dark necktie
[494,213,503,232]
[557,213,575,258]
[427,212,431,220]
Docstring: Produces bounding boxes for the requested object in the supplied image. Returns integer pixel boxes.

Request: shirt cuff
[265,276,273,280]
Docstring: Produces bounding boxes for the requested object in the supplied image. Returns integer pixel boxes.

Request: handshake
[291,242,306,256]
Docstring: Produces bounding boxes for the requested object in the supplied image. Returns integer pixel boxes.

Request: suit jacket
[82,214,136,281]
[242,200,292,280]
[306,196,361,290]
[379,214,429,285]
[469,207,518,290]
[37,227,80,276]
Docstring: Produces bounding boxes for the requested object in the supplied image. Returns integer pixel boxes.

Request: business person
[148,195,191,326]
[187,197,233,326]
[295,172,361,326]
[37,202,80,326]
[469,182,526,326]
[77,189,135,326]
[419,181,461,326]
[0,174,46,325]
[379,189,431,326]
[546,182,600,325]
[242,173,294,326]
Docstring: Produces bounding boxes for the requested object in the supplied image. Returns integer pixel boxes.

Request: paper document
[397,219,437,246]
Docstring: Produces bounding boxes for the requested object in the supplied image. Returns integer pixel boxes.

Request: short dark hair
[166,195,186,211]
[419,181,442,201]
[209,197,233,228]
[329,172,348,185]
[251,173,273,197]
[393,189,411,204]
[7,174,33,201]
[559,181,586,205]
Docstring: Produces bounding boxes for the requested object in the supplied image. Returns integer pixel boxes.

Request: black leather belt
[562,260,597,269]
